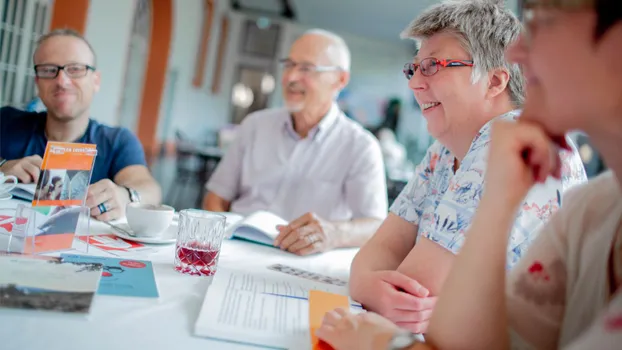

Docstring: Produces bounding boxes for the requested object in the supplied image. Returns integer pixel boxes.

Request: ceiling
[290,0,441,43]
[230,0,520,45]
[230,0,520,44]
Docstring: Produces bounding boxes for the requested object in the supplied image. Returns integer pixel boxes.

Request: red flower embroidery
[605,314,622,332]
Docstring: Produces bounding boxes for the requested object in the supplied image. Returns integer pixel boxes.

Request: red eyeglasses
[403,58,474,79]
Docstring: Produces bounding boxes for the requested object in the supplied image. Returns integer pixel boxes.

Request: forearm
[426,197,517,350]
[203,192,231,212]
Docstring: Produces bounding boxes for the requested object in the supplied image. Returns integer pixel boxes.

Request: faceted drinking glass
[174,210,226,276]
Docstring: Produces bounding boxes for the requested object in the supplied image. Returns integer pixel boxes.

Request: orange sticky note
[309,290,350,350]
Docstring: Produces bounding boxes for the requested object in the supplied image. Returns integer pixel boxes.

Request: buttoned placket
[267,127,319,216]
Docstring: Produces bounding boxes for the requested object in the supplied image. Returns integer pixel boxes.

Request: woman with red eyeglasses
[348,0,586,339]
[317,0,622,349]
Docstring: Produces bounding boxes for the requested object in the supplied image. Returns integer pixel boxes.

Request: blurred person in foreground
[348,0,587,334]
[203,29,387,255]
[315,0,622,349]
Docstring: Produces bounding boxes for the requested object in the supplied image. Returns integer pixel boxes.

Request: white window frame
[0,0,51,107]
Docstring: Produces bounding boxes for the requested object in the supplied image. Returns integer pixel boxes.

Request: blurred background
[0,0,603,210]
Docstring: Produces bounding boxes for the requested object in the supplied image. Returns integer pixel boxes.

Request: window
[116,0,151,130]
[0,0,50,107]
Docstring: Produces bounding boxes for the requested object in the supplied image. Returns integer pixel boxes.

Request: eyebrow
[413,50,438,62]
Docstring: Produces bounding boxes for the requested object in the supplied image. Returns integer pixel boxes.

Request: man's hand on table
[273,212,335,256]
[0,155,42,183]
[86,179,131,221]
[355,270,437,333]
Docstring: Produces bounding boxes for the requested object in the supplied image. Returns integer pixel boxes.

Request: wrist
[0,159,7,171]
[383,330,423,350]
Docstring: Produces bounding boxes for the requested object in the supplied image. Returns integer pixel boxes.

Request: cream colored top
[507,170,622,349]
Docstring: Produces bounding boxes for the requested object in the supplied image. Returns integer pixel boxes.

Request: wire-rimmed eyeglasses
[278,58,342,75]
[403,58,474,80]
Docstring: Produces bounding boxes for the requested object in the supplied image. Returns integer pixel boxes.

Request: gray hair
[401,0,524,107]
[34,28,97,66]
[302,28,351,72]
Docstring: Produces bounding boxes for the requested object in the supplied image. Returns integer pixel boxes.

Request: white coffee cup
[0,172,17,195]
[126,203,175,238]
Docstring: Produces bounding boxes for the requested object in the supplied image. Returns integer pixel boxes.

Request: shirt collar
[472,109,521,145]
[283,103,341,142]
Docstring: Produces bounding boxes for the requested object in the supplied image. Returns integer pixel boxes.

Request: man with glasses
[203,29,387,256]
[348,0,587,334]
[0,29,161,221]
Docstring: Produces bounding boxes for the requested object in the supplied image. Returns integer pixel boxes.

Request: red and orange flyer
[10,142,98,254]
[33,142,97,207]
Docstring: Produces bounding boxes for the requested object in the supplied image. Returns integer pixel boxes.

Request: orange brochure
[17,142,97,253]
[308,290,350,350]
[33,142,97,207]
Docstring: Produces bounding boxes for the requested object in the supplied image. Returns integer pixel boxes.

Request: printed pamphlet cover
[61,254,159,298]
[14,142,97,254]
[78,234,158,257]
[0,255,102,314]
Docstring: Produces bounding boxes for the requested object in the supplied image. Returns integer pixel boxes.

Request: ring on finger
[98,202,110,214]
[305,234,317,244]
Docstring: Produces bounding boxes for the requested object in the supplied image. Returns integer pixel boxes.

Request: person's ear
[334,70,350,91]
[93,71,101,93]
[486,68,510,99]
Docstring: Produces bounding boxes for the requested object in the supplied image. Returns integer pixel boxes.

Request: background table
[0,198,358,350]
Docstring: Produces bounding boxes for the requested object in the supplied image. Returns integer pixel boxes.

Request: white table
[0,199,358,350]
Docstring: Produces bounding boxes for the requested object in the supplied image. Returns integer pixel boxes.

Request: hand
[316,308,400,350]
[273,212,335,255]
[484,120,569,208]
[85,179,130,221]
[355,270,436,333]
[0,155,42,183]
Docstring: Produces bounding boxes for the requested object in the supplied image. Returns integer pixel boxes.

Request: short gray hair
[34,28,97,66]
[303,28,351,72]
[401,0,524,107]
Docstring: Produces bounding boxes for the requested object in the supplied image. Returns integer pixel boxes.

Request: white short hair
[302,28,351,72]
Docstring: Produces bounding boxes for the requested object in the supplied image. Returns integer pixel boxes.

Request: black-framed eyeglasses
[34,63,96,79]
[403,58,474,80]
[278,58,341,75]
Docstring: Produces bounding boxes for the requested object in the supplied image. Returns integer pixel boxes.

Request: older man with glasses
[203,28,387,256]
[0,29,161,221]
[347,0,588,335]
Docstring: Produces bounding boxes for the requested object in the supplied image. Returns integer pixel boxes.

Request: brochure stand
[0,203,91,255]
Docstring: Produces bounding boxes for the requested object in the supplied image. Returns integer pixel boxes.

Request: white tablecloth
[0,199,358,350]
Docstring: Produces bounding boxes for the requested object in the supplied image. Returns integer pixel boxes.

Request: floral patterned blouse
[390,110,588,268]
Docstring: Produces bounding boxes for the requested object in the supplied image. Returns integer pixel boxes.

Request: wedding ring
[98,203,108,214]
[306,234,318,244]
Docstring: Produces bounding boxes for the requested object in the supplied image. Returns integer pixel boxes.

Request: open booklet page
[194,267,361,349]
[225,210,288,246]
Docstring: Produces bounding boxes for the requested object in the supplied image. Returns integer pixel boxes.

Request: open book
[193,267,361,349]
[10,184,35,202]
[223,210,288,247]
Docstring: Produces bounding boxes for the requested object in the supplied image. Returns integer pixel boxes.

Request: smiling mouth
[421,102,441,111]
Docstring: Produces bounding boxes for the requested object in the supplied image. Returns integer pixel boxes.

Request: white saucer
[0,193,12,201]
[110,222,178,244]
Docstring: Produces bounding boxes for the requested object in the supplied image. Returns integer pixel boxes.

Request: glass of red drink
[174,209,226,276]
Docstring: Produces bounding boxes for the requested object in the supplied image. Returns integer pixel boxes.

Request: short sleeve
[343,136,388,220]
[389,142,440,225]
[110,128,147,178]
[206,117,253,201]
[562,292,622,350]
